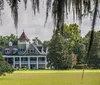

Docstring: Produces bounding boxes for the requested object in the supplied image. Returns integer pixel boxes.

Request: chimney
[9,41,13,47]
[33,37,38,45]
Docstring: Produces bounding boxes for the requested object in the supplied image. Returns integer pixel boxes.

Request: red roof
[19,31,29,41]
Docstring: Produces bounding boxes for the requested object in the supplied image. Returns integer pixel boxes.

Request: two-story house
[2,31,48,69]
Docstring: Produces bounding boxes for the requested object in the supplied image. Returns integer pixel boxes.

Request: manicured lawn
[0,70,100,85]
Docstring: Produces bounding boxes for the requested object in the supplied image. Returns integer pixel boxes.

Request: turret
[18,31,30,53]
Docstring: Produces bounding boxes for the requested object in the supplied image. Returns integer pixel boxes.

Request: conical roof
[19,31,29,41]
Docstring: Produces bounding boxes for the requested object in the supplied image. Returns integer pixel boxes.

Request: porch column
[28,57,30,69]
[20,57,21,69]
[36,57,38,69]
[13,57,15,68]
[45,57,47,69]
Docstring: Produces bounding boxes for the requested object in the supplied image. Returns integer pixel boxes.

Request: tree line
[46,24,100,69]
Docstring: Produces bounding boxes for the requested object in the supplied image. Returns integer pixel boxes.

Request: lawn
[0,70,100,85]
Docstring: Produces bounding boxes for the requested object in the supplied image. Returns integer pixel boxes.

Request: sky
[0,1,100,42]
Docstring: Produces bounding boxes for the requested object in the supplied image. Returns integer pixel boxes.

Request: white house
[2,31,48,69]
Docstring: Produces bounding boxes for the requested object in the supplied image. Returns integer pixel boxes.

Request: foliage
[0,52,14,76]
[43,41,50,47]
[0,34,17,52]
[73,39,86,64]
[47,33,72,69]
[84,31,100,69]
[63,24,83,64]
[63,24,81,41]
[63,24,81,50]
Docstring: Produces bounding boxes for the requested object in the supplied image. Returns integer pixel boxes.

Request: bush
[0,53,14,76]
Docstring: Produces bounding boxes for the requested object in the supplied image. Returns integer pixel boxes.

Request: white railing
[15,61,46,64]
[15,61,20,64]
[30,61,37,64]
[38,61,45,64]
[21,61,28,64]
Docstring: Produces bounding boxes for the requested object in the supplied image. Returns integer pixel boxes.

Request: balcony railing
[15,61,20,64]
[15,61,46,64]
[38,61,45,64]
[21,61,28,64]
[30,61,37,64]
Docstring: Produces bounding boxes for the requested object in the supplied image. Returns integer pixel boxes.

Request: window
[30,57,36,61]
[19,49,25,52]
[21,57,28,61]
[38,57,45,61]
[5,49,9,54]
[15,57,19,61]
[28,49,34,54]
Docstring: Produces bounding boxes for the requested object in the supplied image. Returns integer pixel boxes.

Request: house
[2,31,48,69]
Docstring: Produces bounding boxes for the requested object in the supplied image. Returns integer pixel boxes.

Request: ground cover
[0,70,100,85]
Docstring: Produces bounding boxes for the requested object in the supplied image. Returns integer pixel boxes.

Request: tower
[18,31,30,52]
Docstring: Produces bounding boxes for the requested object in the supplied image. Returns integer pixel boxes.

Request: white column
[45,57,47,69]
[20,57,21,69]
[28,57,30,69]
[36,57,38,69]
[13,57,15,68]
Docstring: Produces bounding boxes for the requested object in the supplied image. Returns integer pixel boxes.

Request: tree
[73,39,86,64]
[43,41,50,47]
[63,24,83,64]
[63,24,81,49]
[63,24,81,41]
[0,34,17,52]
[47,33,72,69]
[0,52,14,76]
[83,30,100,69]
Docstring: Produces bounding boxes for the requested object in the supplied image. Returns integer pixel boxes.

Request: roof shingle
[19,31,29,41]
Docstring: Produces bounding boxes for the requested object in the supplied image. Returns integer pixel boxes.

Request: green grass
[0,70,100,85]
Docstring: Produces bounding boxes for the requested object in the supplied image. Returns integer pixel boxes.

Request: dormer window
[5,48,10,54]
[28,49,34,54]
[13,48,18,54]
[19,49,25,53]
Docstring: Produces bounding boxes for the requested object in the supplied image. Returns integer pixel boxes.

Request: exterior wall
[3,55,47,69]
